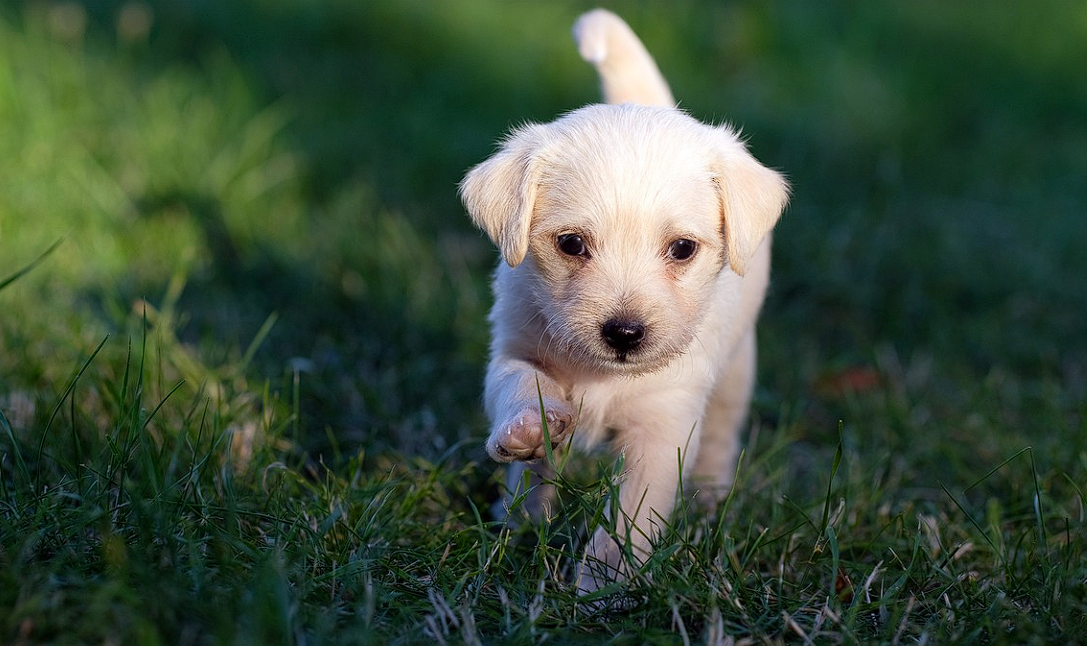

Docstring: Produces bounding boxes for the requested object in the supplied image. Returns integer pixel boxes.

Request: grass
[1,1,1085,643]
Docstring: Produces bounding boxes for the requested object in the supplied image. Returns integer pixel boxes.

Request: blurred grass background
[0,1,1084,643]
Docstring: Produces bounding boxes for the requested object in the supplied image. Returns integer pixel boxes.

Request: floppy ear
[458,125,545,267]
[711,128,790,276]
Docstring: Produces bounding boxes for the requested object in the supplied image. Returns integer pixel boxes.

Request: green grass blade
[36,335,110,492]
[1028,447,1048,548]
[238,311,279,372]
[0,238,62,293]
[940,481,1003,563]
[962,445,1033,493]
[0,407,31,491]
[1060,473,1085,522]
[825,524,841,601]
[536,373,556,470]
[819,421,845,534]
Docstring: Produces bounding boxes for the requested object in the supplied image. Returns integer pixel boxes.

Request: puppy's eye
[667,239,697,261]
[557,233,588,257]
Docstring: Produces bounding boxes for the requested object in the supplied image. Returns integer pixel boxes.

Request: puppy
[459,9,788,591]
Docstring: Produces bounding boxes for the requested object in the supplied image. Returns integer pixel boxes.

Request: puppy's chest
[558,345,721,450]
[566,379,654,449]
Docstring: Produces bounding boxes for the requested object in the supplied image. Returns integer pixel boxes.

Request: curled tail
[572,9,675,108]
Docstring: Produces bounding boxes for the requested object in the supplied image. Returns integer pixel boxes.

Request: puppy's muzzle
[601,318,646,354]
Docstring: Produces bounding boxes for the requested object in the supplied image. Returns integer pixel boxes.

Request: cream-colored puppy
[459,9,788,590]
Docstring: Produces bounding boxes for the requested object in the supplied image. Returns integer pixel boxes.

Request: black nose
[601,318,646,352]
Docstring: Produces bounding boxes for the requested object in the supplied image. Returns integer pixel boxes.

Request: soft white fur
[459,8,788,591]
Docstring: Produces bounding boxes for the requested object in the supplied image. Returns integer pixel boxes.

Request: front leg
[484,356,574,462]
[691,329,756,508]
[577,398,705,592]
[485,357,572,523]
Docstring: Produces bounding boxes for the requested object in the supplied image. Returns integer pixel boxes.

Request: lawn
[1,1,1085,644]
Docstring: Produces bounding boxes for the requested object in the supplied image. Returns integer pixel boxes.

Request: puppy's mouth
[597,346,675,376]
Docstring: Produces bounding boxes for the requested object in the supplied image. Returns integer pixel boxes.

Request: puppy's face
[524,150,726,374]
[461,105,787,375]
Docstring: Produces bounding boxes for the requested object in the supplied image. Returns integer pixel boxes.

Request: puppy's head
[460,104,788,374]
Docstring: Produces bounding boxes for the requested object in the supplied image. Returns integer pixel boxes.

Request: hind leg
[691,329,756,508]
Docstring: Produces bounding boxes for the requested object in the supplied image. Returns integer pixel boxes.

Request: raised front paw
[486,400,574,462]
